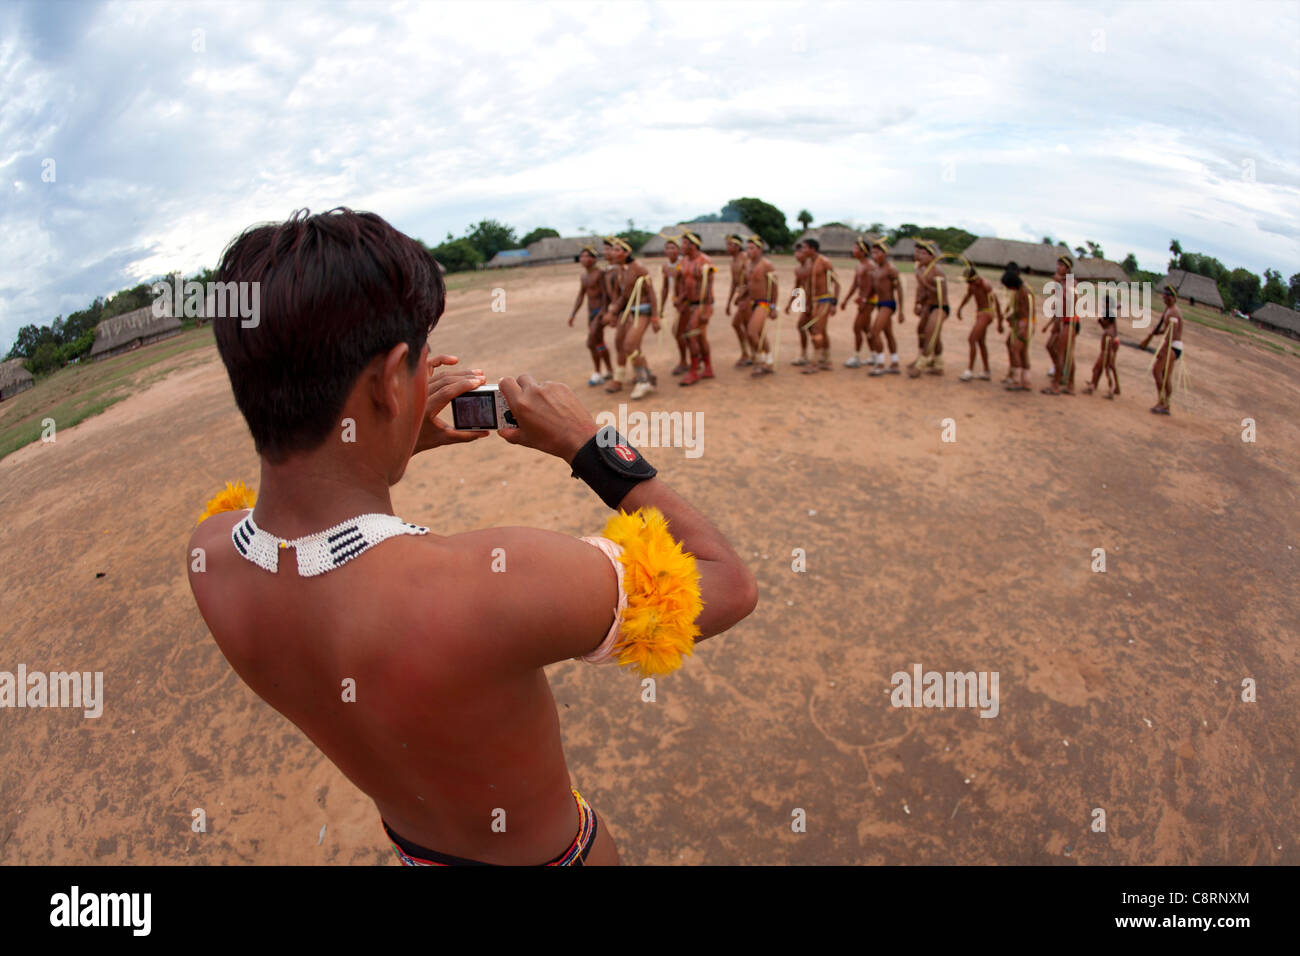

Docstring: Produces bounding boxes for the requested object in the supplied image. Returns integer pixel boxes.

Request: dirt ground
[1,256,1296,865]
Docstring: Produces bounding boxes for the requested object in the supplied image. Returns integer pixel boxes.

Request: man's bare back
[188,210,756,866]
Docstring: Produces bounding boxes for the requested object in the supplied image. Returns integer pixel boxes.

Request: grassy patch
[0,325,216,461]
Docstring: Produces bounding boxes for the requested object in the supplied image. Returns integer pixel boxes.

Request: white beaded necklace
[231,512,429,577]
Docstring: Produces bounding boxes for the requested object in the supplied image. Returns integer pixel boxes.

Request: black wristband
[570,426,657,509]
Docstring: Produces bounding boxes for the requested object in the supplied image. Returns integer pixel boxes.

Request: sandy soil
[1,256,1296,865]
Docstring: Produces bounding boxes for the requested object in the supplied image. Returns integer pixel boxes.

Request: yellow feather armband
[197,481,257,525]
[598,507,702,678]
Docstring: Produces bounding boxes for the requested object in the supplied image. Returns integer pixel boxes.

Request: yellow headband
[726,233,744,245]
[682,231,702,247]
[579,244,598,257]
[745,235,764,248]
[663,238,680,248]
[915,239,937,256]
[855,237,872,254]
[1058,255,1073,269]
[871,238,889,252]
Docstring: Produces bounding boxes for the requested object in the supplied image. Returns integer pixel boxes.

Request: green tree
[1223,268,1262,313]
[728,197,792,250]
[519,227,559,248]
[614,219,653,253]
[1074,245,1087,260]
[28,340,60,375]
[1168,239,1183,271]
[1041,236,1054,245]
[1261,268,1288,306]
[57,329,95,365]
[463,219,518,261]
[427,238,484,273]
[1289,273,1300,308]
[7,324,48,360]
[101,283,153,321]
[869,222,885,235]
[1085,240,1104,259]
[1121,253,1139,276]
[796,209,813,231]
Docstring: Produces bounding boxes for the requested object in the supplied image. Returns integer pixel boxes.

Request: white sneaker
[630,380,655,400]
[959,369,974,381]
[844,355,862,368]
[977,370,991,380]
[587,373,605,387]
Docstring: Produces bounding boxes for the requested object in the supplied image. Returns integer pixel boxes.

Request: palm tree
[797,210,813,231]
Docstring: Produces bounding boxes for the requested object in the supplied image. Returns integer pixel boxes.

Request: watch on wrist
[570,426,657,509]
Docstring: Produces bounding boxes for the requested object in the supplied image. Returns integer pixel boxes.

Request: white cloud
[0,0,1297,348]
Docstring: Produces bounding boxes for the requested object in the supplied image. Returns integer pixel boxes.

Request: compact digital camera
[450,384,517,430]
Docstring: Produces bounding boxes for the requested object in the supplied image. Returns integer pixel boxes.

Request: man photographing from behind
[187,208,758,866]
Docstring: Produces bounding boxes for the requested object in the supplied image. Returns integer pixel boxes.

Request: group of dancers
[567,232,1188,415]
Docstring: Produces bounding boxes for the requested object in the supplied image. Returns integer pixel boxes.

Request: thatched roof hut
[888,236,950,261]
[484,249,531,269]
[639,222,750,256]
[485,235,606,269]
[961,237,1075,274]
[796,226,880,256]
[1160,269,1225,311]
[88,305,183,362]
[527,235,605,265]
[1251,302,1300,339]
[0,358,35,401]
[1072,258,1130,282]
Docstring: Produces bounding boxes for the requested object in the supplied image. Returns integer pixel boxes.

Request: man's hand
[497,374,598,463]
[567,313,576,327]
[413,355,488,453]
[603,308,618,328]
[651,316,661,334]
[699,304,713,321]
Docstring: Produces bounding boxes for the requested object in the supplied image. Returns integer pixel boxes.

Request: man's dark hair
[1001,261,1023,289]
[214,208,443,463]
[804,238,821,251]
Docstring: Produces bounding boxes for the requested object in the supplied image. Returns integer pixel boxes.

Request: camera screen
[452,394,497,430]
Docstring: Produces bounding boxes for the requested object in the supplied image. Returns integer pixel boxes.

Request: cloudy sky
[2,0,1297,348]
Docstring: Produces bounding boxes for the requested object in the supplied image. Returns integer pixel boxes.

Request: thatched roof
[639,222,750,256]
[961,237,1074,273]
[1072,258,1130,282]
[527,235,605,263]
[889,236,950,260]
[485,236,605,268]
[89,305,183,358]
[0,358,34,390]
[485,249,531,269]
[1251,302,1300,335]
[1160,269,1225,310]
[796,226,881,255]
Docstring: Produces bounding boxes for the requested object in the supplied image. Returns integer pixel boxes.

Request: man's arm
[492,375,757,668]
[569,280,586,325]
[956,285,974,318]
[840,269,858,310]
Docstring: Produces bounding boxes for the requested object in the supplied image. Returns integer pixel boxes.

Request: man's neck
[253,452,396,538]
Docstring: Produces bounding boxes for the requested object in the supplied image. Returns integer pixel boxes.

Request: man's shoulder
[189,510,244,566]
